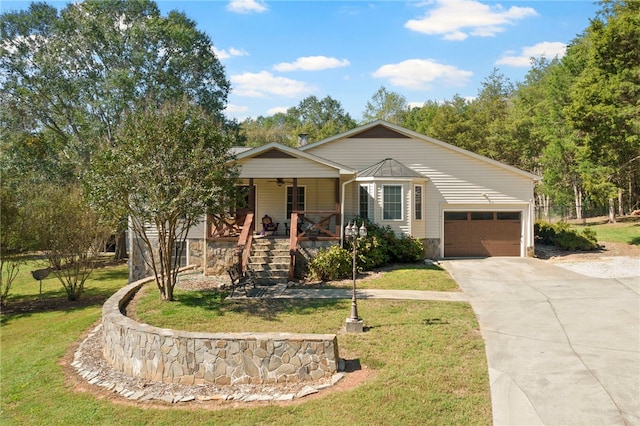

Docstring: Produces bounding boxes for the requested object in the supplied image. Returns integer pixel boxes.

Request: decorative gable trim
[254,149,296,159]
[348,125,409,139]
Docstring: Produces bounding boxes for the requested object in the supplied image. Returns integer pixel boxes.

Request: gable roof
[232,142,356,175]
[358,158,425,179]
[300,120,541,181]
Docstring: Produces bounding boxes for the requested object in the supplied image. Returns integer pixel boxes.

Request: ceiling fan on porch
[267,178,293,186]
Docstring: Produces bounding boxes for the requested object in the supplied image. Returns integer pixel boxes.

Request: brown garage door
[444,211,521,257]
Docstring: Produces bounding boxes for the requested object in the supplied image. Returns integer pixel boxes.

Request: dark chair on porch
[261,215,279,235]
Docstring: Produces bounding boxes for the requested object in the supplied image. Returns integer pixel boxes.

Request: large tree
[87,99,239,301]
[1,0,233,254]
[361,86,408,125]
[240,95,356,147]
[564,0,640,219]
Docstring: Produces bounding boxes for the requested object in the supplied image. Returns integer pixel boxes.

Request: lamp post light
[345,221,367,333]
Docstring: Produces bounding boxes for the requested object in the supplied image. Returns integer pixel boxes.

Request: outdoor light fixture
[344,220,367,333]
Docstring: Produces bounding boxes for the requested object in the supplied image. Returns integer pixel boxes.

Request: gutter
[340,177,357,246]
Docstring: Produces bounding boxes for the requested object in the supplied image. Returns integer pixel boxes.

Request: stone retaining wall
[102,278,340,385]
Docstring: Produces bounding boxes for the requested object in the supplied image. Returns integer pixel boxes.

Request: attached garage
[444,211,522,257]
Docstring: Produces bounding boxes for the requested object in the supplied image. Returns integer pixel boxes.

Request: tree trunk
[618,188,624,217]
[573,183,582,220]
[608,198,616,223]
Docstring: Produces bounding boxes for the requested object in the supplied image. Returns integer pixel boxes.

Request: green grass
[359,263,459,291]
[572,221,640,245]
[2,262,491,426]
[311,263,460,291]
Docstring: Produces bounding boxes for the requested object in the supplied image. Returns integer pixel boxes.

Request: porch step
[247,237,291,284]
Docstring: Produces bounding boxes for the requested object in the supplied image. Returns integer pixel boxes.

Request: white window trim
[414,184,423,221]
[359,183,374,221]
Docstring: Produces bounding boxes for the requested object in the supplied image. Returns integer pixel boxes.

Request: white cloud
[267,106,289,115]
[273,56,351,72]
[212,46,249,60]
[408,101,426,109]
[230,71,317,97]
[496,41,567,67]
[225,103,249,114]
[405,0,538,41]
[373,59,473,90]
[227,0,267,14]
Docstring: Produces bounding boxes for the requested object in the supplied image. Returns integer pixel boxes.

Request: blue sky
[2,0,601,122]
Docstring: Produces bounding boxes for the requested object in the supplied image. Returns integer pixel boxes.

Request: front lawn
[2,262,491,426]
[572,220,640,246]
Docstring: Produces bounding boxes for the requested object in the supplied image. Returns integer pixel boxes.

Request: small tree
[0,181,34,306]
[87,99,239,301]
[28,184,110,301]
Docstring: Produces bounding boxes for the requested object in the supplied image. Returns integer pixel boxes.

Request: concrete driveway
[442,257,640,426]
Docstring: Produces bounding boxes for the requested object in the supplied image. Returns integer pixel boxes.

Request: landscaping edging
[102,277,340,386]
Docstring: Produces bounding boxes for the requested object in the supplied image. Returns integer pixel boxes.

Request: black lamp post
[344,221,367,333]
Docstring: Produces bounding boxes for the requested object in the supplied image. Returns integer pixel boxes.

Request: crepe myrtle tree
[87,98,239,301]
[27,183,111,301]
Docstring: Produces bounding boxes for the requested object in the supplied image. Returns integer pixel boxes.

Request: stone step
[248,263,289,272]
[249,253,289,260]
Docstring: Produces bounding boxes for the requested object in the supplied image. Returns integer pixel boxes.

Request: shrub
[535,220,598,251]
[308,245,352,281]
[389,235,425,262]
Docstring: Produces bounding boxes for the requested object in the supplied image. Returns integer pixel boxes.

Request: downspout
[340,177,357,246]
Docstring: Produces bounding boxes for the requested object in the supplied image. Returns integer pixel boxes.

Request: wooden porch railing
[288,210,340,281]
[235,213,255,272]
[209,210,340,281]
[209,213,242,238]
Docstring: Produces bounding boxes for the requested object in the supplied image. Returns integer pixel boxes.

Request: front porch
[206,210,342,282]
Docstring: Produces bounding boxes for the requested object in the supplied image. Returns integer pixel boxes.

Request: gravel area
[552,256,639,279]
[536,242,640,279]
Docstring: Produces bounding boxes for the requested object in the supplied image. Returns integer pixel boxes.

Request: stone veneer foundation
[102,277,340,386]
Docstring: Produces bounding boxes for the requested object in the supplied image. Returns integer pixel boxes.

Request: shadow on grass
[364,317,450,331]
[173,290,226,316]
[342,358,362,373]
[173,288,345,322]
[224,298,344,321]
[0,294,110,326]
[395,263,445,272]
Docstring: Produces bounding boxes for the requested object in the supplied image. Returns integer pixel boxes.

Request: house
[129,120,540,282]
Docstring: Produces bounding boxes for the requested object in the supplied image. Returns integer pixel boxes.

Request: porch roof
[233,142,356,176]
[357,158,426,179]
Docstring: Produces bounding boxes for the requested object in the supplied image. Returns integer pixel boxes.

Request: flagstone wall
[102,278,340,385]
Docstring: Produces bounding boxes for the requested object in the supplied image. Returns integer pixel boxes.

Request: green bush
[535,220,598,251]
[389,235,425,262]
[534,220,557,245]
[308,245,352,280]
[309,219,429,280]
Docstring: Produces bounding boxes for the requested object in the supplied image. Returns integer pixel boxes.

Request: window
[359,185,371,220]
[286,186,305,218]
[444,212,468,221]
[414,185,423,220]
[471,212,494,220]
[497,212,520,220]
[383,185,402,220]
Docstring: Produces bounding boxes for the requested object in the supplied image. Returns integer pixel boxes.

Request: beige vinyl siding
[253,178,338,229]
[308,137,534,239]
[237,157,338,178]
